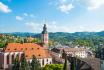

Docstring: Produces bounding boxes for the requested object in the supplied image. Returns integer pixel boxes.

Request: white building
[52,47,91,58]
[0,24,52,69]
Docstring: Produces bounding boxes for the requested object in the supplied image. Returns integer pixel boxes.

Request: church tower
[41,24,48,48]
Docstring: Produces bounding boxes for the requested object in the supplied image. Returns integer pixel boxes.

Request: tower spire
[42,24,47,34]
[41,24,48,49]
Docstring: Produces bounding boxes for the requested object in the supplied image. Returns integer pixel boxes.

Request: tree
[12,55,20,70]
[20,54,29,70]
[42,64,63,70]
[30,55,41,70]
[63,52,68,70]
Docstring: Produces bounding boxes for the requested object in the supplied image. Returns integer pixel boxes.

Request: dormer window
[38,54,41,56]
[37,48,39,50]
[31,48,34,50]
[25,48,27,50]
[26,55,28,57]
[21,48,23,50]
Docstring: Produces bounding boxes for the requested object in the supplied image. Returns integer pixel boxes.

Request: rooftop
[3,43,51,59]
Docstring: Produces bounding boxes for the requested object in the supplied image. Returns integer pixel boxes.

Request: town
[0,24,103,70]
[0,0,104,70]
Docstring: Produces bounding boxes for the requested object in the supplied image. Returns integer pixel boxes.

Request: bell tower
[41,24,48,48]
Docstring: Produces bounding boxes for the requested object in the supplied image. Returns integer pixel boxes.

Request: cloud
[25,20,104,33]
[23,13,28,16]
[52,0,104,12]
[59,4,74,14]
[25,22,42,32]
[30,14,35,17]
[0,2,12,13]
[87,0,104,10]
[57,0,74,14]
[23,13,35,17]
[16,16,23,21]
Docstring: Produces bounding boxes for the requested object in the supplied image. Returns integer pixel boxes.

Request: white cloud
[23,13,28,16]
[23,13,35,17]
[57,0,74,14]
[59,4,74,14]
[87,0,104,10]
[30,14,35,17]
[25,20,104,33]
[54,0,104,12]
[16,16,23,21]
[25,22,42,32]
[0,2,12,13]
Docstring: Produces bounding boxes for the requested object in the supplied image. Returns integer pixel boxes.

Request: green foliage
[42,64,63,70]
[19,54,29,70]
[12,55,20,70]
[30,55,41,70]
[31,38,41,43]
[63,55,68,70]
[1,32,104,51]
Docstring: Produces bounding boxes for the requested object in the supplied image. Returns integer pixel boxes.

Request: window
[50,62,52,64]
[14,48,17,50]
[26,55,28,57]
[37,48,39,50]
[47,59,48,62]
[38,54,41,56]
[31,48,34,50]
[42,59,44,65]
[20,53,24,61]
[8,49,10,50]
[7,54,9,64]
[21,48,23,50]
[12,54,15,63]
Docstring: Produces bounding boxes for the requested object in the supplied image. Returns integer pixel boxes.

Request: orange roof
[4,43,51,59]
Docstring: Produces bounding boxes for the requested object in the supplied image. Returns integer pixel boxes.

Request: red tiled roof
[4,43,51,59]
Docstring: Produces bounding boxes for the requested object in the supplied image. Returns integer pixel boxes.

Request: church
[0,24,52,69]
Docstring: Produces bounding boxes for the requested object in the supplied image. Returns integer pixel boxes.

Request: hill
[1,31,104,50]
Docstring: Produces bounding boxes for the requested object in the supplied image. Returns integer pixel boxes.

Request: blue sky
[0,0,104,33]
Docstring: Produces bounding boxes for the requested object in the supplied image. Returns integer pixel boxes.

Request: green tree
[63,55,68,70]
[30,55,41,70]
[42,64,63,70]
[12,55,20,70]
[20,54,29,70]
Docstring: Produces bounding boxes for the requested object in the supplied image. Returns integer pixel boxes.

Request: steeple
[41,24,48,49]
[42,24,47,34]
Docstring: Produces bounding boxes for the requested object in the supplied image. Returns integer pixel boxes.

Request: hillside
[1,31,104,50]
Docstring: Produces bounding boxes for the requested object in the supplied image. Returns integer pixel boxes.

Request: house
[51,47,92,58]
[0,24,52,69]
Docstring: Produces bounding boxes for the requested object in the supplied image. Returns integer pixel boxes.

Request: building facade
[51,47,90,58]
[0,24,52,69]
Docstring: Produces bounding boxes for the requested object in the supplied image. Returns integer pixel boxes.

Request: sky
[0,0,104,33]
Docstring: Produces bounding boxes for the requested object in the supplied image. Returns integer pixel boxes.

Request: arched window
[50,62,52,64]
[42,59,44,66]
[47,59,48,62]
[20,53,24,61]
[7,54,9,64]
[12,54,15,63]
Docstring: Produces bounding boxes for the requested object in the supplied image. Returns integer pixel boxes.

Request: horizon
[1,30,104,34]
[0,0,104,33]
